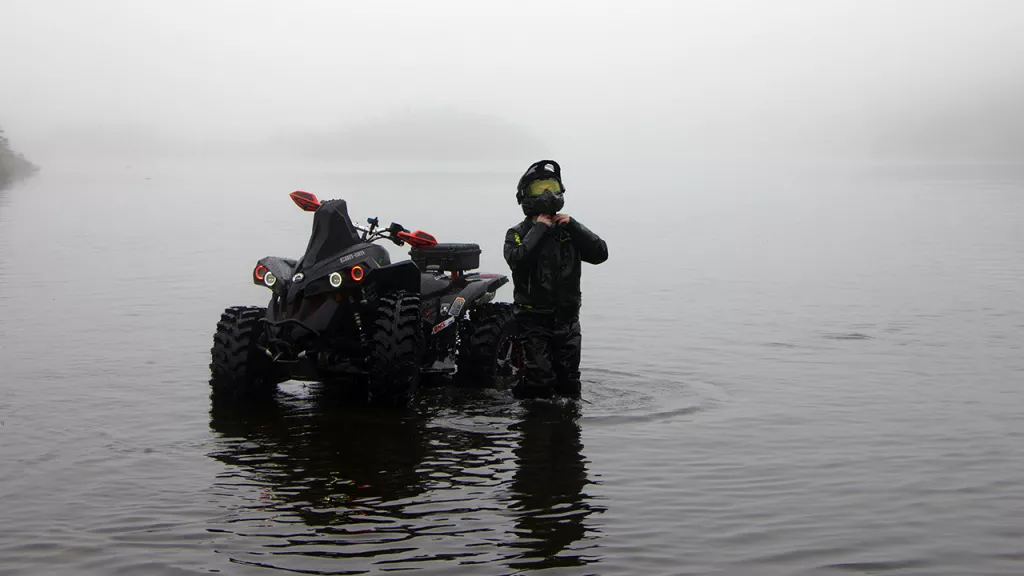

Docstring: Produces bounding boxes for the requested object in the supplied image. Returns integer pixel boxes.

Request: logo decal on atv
[339,250,367,264]
[292,273,304,282]
[431,317,455,334]
[448,297,466,317]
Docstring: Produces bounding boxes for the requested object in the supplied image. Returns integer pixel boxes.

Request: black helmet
[516,160,566,216]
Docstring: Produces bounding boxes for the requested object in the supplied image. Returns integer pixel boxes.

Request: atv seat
[420,273,451,297]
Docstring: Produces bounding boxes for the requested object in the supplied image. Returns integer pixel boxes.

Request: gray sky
[3,0,1023,161]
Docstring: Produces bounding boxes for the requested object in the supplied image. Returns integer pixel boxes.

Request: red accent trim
[254,265,268,281]
[397,229,438,248]
[290,190,321,212]
[350,265,364,282]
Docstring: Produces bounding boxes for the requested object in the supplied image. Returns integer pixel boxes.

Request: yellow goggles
[526,178,562,196]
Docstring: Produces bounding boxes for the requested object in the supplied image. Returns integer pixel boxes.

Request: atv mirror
[290,190,321,212]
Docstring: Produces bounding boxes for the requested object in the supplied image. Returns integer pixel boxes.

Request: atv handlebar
[289,192,426,248]
[354,218,410,246]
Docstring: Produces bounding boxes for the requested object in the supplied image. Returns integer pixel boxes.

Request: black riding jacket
[503,218,608,316]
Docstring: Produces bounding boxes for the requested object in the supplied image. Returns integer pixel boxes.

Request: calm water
[1,159,1023,575]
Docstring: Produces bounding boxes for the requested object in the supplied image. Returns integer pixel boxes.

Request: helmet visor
[526,178,563,196]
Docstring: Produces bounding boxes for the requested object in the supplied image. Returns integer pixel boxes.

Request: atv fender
[369,261,421,294]
[479,275,509,293]
[451,278,502,315]
[257,256,298,283]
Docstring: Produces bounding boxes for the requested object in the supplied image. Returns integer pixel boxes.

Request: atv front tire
[457,303,521,387]
[365,292,424,406]
[210,306,280,402]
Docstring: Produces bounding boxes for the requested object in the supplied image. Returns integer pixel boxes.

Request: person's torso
[510,220,582,314]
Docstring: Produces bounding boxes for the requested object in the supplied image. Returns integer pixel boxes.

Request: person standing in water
[503,160,609,399]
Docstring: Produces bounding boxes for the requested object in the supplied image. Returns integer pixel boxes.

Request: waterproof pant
[513,310,582,399]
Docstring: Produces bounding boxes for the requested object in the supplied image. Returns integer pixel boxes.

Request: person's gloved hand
[535,214,554,226]
[553,213,571,226]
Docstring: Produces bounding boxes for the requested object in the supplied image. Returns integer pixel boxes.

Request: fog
[3,0,1024,166]
[4,4,1024,573]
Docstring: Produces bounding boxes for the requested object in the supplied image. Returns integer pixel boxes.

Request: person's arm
[504,221,551,270]
[567,218,608,264]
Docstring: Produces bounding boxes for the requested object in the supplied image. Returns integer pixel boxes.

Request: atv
[210,191,523,406]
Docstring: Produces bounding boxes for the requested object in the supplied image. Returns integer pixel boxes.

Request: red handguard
[397,230,438,248]
[289,190,321,212]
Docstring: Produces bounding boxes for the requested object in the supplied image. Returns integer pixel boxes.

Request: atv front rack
[258,318,320,362]
[259,317,321,338]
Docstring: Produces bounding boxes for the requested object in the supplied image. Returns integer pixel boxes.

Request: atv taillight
[350,265,365,282]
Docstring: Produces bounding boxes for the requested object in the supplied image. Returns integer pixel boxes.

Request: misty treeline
[0,126,38,189]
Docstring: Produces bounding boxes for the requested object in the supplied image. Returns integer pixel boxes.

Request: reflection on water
[206,386,604,573]
[507,401,600,571]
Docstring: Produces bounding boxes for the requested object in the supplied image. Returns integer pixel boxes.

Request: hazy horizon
[3,1,1024,165]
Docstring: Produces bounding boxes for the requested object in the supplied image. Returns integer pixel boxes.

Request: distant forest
[277,109,544,162]
[0,127,37,189]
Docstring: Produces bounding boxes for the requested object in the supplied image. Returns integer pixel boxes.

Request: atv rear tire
[365,291,424,406]
[457,303,521,387]
[210,306,280,402]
